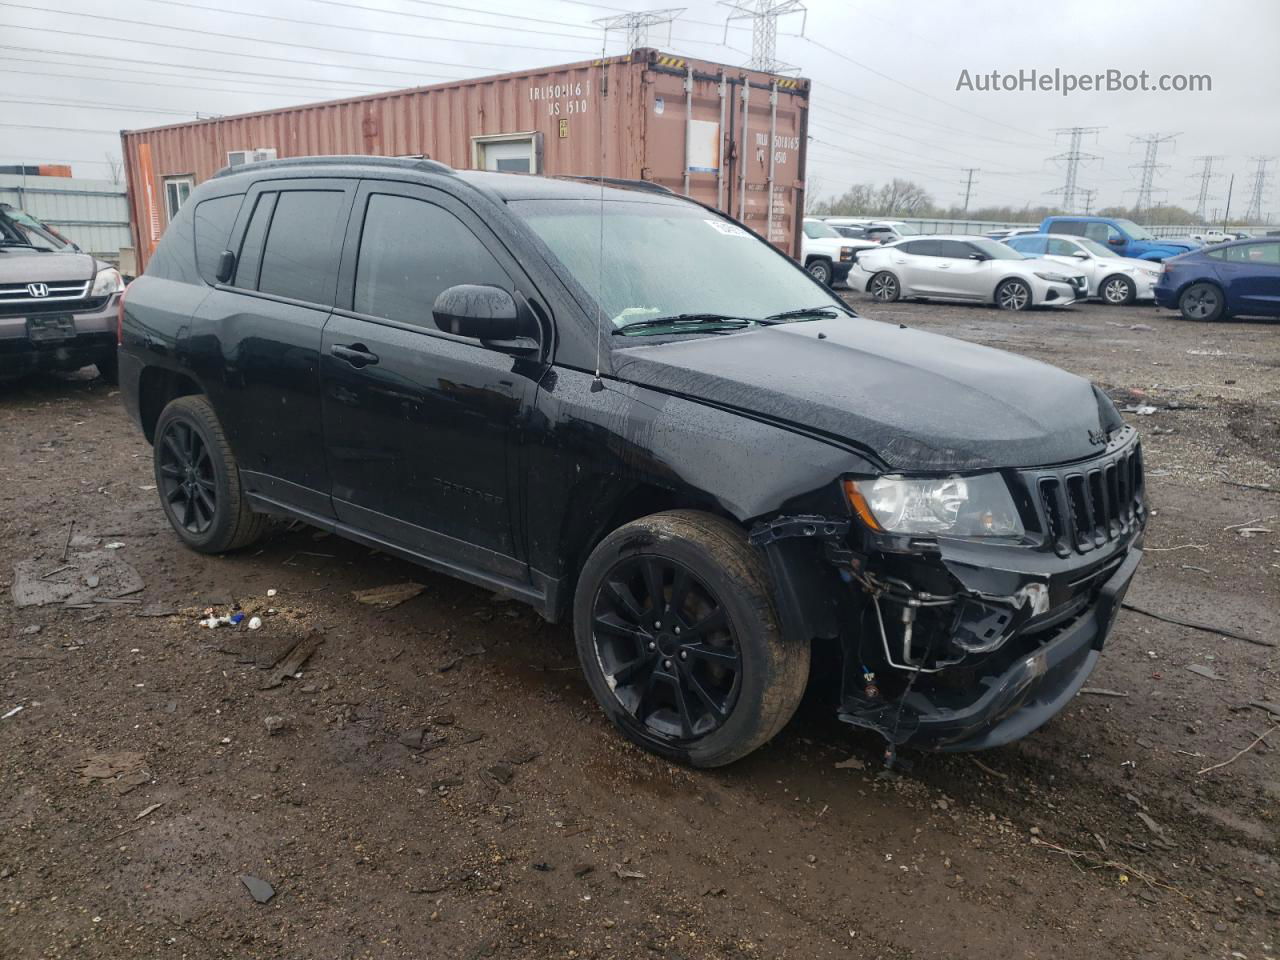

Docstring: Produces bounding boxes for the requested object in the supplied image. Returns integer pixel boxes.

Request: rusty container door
[628,52,808,259]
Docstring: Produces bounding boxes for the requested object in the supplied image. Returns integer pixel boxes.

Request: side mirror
[968,252,989,261]
[1107,235,1124,245]
[433,284,537,350]
[1071,250,1090,259]
[215,249,236,284]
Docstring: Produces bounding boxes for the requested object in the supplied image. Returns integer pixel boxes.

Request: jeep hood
[612,317,1116,471]
[0,248,98,283]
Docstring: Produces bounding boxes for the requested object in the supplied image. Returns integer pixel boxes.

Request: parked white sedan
[1004,234,1161,305]
[854,235,1087,310]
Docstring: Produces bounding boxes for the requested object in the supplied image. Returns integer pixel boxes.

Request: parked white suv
[855,235,1087,310]
[1004,234,1160,305]
[801,218,876,286]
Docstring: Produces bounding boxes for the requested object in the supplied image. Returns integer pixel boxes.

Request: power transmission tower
[959,168,979,212]
[1244,156,1274,223]
[720,0,806,73]
[1128,132,1179,216]
[593,8,684,51]
[1188,155,1222,220]
[1047,126,1102,213]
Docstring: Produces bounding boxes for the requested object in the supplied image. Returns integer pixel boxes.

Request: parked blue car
[1039,216,1200,262]
[1154,239,1280,321]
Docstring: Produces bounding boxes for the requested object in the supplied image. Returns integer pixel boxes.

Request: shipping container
[121,48,810,271]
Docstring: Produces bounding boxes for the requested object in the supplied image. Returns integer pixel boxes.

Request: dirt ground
[1,297,1277,960]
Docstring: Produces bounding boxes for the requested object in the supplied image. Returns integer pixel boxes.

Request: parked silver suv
[0,204,123,382]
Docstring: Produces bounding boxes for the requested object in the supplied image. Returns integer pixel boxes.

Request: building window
[471,133,541,174]
[164,176,194,221]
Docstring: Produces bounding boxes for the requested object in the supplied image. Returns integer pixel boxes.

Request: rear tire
[153,395,267,554]
[995,278,1031,311]
[573,510,809,768]
[1178,282,1225,321]
[1100,275,1136,305]
[868,271,900,302]
[806,258,833,286]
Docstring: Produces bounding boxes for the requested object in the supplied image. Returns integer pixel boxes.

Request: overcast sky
[4,0,1278,217]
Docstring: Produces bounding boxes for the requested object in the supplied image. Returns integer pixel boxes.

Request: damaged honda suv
[119,157,1145,767]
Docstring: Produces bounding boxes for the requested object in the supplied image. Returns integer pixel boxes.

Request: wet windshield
[803,219,840,238]
[513,199,846,332]
[0,207,69,251]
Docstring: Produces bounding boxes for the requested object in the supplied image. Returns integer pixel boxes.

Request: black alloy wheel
[158,419,217,536]
[590,555,741,742]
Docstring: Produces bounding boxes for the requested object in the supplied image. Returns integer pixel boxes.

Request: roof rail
[212,155,454,179]
[553,175,674,195]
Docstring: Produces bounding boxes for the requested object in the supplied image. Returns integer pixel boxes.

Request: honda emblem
[26,282,49,298]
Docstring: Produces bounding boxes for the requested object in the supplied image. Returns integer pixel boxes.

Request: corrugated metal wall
[122,49,810,270]
[0,174,131,262]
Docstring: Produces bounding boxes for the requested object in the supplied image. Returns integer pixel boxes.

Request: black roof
[210,155,684,204]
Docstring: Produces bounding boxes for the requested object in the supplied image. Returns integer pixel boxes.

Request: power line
[1189,155,1222,220]
[0,59,367,99]
[1244,156,1274,222]
[1,97,222,118]
[0,2,505,72]
[1046,126,1103,213]
[1128,132,1179,215]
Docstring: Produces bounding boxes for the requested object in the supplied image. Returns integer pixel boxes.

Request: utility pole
[1079,188,1097,215]
[1189,155,1222,221]
[1222,173,1234,232]
[594,8,685,51]
[1128,132,1179,216]
[959,167,979,212]
[720,0,806,73]
[1047,126,1102,212]
[1244,156,1274,223]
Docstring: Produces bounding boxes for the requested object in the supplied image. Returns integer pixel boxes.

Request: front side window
[354,193,510,328]
[513,199,844,328]
[1045,238,1077,256]
[1113,218,1154,241]
[1013,237,1049,255]
[935,239,976,259]
[256,190,346,304]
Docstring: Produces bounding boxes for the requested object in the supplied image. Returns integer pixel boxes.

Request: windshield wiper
[759,304,851,323]
[612,313,751,335]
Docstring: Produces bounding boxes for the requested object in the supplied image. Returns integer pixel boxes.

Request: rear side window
[257,190,347,304]
[193,194,244,285]
[1226,242,1280,264]
[1047,220,1086,237]
[234,193,277,290]
[900,239,941,256]
[353,193,510,328]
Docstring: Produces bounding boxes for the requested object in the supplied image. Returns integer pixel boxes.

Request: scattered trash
[1197,726,1277,776]
[1132,405,1158,416]
[1129,323,1154,332]
[261,631,324,689]
[229,612,245,626]
[263,716,287,736]
[611,864,646,880]
[2,706,23,721]
[104,542,125,550]
[248,616,263,630]
[1135,812,1164,836]
[1186,663,1225,682]
[1079,688,1129,698]
[75,752,148,794]
[134,802,164,821]
[19,624,41,636]
[239,874,275,904]
[1249,701,1280,719]
[834,755,866,770]
[266,588,278,598]
[532,862,553,872]
[1237,526,1272,538]
[12,551,144,608]
[1120,601,1275,648]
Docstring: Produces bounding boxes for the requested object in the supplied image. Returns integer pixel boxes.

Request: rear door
[196,177,355,517]
[1219,242,1280,314]
[320,179,543,580]
[890,239,936,294]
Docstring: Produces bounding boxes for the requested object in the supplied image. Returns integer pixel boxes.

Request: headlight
[844,474,1024,537]
[1139,268,1160,279]
[1034,271,1072,283]
[839,246,854,261]
[91,267,124,297]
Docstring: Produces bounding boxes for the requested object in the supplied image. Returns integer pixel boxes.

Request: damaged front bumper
[752,429,1147,753]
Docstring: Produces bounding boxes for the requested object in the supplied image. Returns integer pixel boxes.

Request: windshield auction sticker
[704,220,750,237]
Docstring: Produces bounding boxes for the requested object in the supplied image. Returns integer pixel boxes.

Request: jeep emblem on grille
[26,282,50,298]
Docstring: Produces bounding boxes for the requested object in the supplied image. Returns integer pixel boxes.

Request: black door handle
[331,343,379,367]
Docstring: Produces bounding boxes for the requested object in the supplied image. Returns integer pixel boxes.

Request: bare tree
[104,153,122,184]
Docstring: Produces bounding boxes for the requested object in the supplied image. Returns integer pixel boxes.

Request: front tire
[573,511,809,768]
[1100,274,1136,305]
[806,258,833,286]
[153,395,267,553]
[1178,282,1225,321]
[995,278,1031,311]
[868,271,900,302]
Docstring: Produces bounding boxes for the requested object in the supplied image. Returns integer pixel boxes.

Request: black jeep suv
[119,156,1145,766]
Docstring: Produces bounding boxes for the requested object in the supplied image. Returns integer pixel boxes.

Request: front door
[1219,242,1280,314]
[320,181,543,580]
